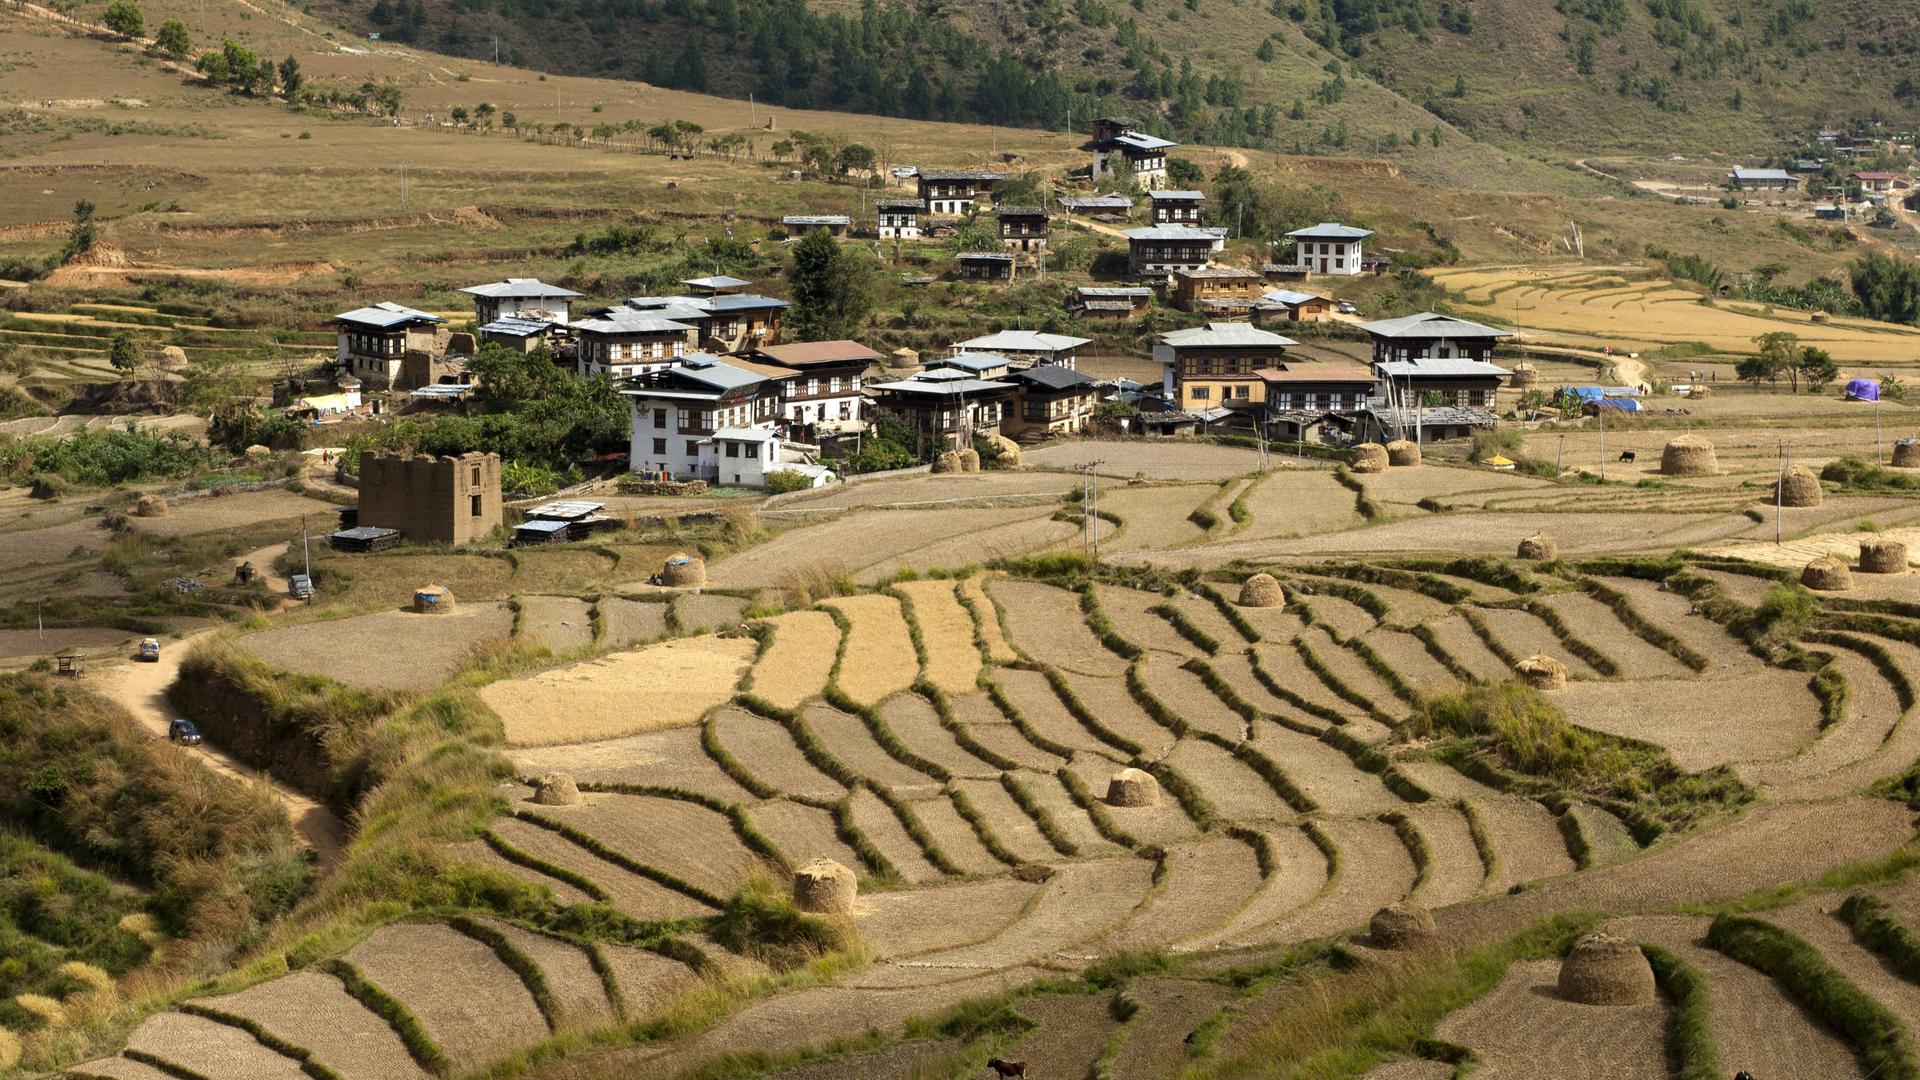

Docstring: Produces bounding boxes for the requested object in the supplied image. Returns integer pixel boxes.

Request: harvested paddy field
[1025,440,1262,481]
[1226,468,1368,539]
[959,574,1019,663]
[483,634,756,746]
[710,706,848,803]
[775,470,1079,510]
[343,922,550,1076]
[820,594,918,706]
[1558,669,1821,771]
[1099,483,1213,550]
[507,726,754,804]
[892,579,982,693]
[746,610,841,710]
[705,505,1074,587]
[132,489,340,538]
[240,604,515,691]
[516,594,594,653]
[597,597,670,647]
[672,591,749,633]
[989,578,1127,675]
[1434,958,1669,1080]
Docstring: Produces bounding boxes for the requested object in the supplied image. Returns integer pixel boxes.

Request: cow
[987,1060,1027,1078]
[1618,450,1637,464]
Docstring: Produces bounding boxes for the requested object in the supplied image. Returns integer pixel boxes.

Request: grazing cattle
[988,1060,1027,1078]
[1618,450,1637,464]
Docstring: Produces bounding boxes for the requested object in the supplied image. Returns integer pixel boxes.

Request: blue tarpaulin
[1589,398,1641,413]
[1846,379,1881,402]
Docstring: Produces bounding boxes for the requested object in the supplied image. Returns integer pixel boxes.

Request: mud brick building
[356,451,503,545]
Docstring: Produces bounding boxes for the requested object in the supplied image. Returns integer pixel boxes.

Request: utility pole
[399,160,408,208]
[1597,404,1605,481]
[1556,433,1565,475]
[1776,441,1786,546]
[302,515,311,581]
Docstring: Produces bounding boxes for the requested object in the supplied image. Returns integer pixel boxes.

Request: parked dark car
[167,718,202,746]
[289,574,315,600]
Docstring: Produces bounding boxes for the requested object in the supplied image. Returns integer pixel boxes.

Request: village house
[598,279,791,354]
[1256,363,1378,416]
[1057,193,1133,218]
[1074,286,1153,317]
[458,278,582,326]
[784,214,851,237]
[867,369,1015,452]
[1124,225,1217,277]
[355,450,502,545]
[1728,167,1799,191]
[955,250,1017,282]
[571,312,696,379]
[1173,266,1266,312]
[1261,261,1312,282]
[621,354,781,482]
[918,170,1006,215]
[1147,190,1205,225]
[681,275,753,296]
[478,316,563,354]
[996,206,1050,252]
[745,339,881,438]
[1152,322,1297,412]
[1285,223,1373,276]
[1085,117,1175,189]
[1258,288,1337,322]
[875,198,925,239]
[333,302,446,389]
[1850,171,1904,194]
[1351,405,1496,445]
[1358,311,1510,367]
[951,330,1091,370]
[926,352,1015,380]
[1004,364,1102,440]
[1362,311,1512,411]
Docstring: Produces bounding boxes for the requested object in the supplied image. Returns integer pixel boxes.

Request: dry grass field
[482,633,755,745]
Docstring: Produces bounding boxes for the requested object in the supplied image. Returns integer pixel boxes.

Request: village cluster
[316,117,1522,500]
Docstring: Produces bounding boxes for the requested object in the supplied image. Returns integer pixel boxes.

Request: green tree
[475,101,496,127]
[1740,331,1798,390]
[107,333,140,373]
[103,0,144,38]
[450,105,468,123]
[788,228,876,341]
[1797,347,1838,392]
[277,55,302,98]
[1165,157,1204,187]
[1850,251,1920,325]
[153,17,189,56]
[836,143,876,174]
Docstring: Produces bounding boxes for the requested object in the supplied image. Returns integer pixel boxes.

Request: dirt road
[90,549,348,867]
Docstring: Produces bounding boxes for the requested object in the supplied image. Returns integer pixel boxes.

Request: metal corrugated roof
[1285,222,1374,240]
[334,301,444,328]
[1159,322,1298,348]
[705,293,791,312]
[1008,365,1096,391]
[1146,190,1205,200]
[1375,358,1511,378]
[1358,312,1510,339]
[870,377,1012,396]
[783,215,851,226]
[459,278,582,299]
[1260,289,1328,306]
[480,317,558,337]
[571,315,695,335]
[1124,225,1218,241]
[955,251,1015,261]
[526,500,605,520]
[713,426,778,442]
[681,275,752,290]
[932,352,1014,372]
[954,330,1091,353]
[1114,132,1176,150]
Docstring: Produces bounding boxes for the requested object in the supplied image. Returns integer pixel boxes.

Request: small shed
[329,525,404,553]
[54,651,86,677]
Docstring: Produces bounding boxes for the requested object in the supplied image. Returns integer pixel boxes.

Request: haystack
[1350,443,1388,474]
[792,858,857,914]
[990,434,1022,468]
[532,773,581,807]
[158,344,189,369]
[1802,555,1853,592]
[1516,533,1557,561]
[956,448,982,473]
[132,494,169,518]
[660,554,707,588]
[243,444,273,459]
[1509,362,1539,388]
[1660,434,1718,476]
[1557,932,1656,1006]
[1774,464,1823,507]
[888,346,920,369]
[1105,767,1160,807]
[1516,653,1567,691]
[1385,439,1422,467]
[1369,902,1438,950]
[412,584,455,613]
[932,451,962,474]
[1687,384,1712,400]
[1894,440,1920,469]
[1859,539,1910,575]
[1237,572,1285,608]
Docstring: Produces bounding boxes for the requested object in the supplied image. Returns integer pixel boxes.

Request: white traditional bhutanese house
[950,330,1091,370]
[332,302,445,389]
[457,278,582,325]
[875,198,925,239]
[622,354,780,482]
[571,311,697,379]
[1358,312,1511,409]
[1285,223,1373,276]
[1085,118,1175,189]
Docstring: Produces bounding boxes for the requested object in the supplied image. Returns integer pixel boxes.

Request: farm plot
[121,1011,310,1080]
[902,795,1005,876]
[453,837,594,906]
[1566,803,1641,867]
[1218,469,1367,540]
[1420,614,1513,683]
[1054,669,1179,756]
[1356,466,1554,510]
[1397,762,1574,891]
[993,667,1123,759]
[506,549,620,595]
[1298,628,1410,720]
[803,704,942,795]
[1557,669,1821,772]
[1094,583,1200,657]
[1400,803,1488,906]
[1229,818,1416,947]
[876,694,1001,779]
[783,470,1080,510]
[305,552,516,609]
[844,786,943,883]
[951,778,1059,863]
[1359,628,1461,697]
[1249,720,1403,816]
[487,816,720,922]
[194,970,430,1080]
[674,592,749,634]
[1532,592,1692,679]
[482,634,755,746]
[1765,898,1920,1022]
[1201,650,1300,720]
[1758,644,1917,798]
[1164,590,1256,649]
[893,579,982,694]
[1004,769,1126,857]
[134,488,340,539]
[1433,959,1669,1080]
[1099,483,1214,551]
[1106,976,1238,1080]
[1180,824,1330,951]
[821,595,918,707]
[474,917,615,1031]
[559,793,766,898]
[704,505,1072,587]
[595,944,702,1022]
[516,594,594,653]
[1093,836,1265,952]
[711,706,849,803]
[1025,440,1262,481]
[1250,641,1363,720]
[343,922,550,1077]
[1289,589,1378,641]
[1471,607,1601,678]
[743,799,865,872]
[1063,754,1200,846]
[599,597,670,647]
[988,578,1128,675]
[747,610,842,710]
[853,877,1039,959]
[1162,739,1296,822]
[999,995,1124,1080]
[507,726,755,805]
[1593,576,1768,672]
[1137,653,1246,741]
[241,604,514,692]
[959,574,1018,663]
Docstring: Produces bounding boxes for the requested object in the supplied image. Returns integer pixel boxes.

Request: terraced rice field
[820,594,919,706]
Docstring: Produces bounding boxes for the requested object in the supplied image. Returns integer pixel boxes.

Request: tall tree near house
[789,228,875,341]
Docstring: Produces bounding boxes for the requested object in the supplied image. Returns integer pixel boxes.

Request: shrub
[763,469,815,495]
[1822,457,1920,493]
[709,876,862,971]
